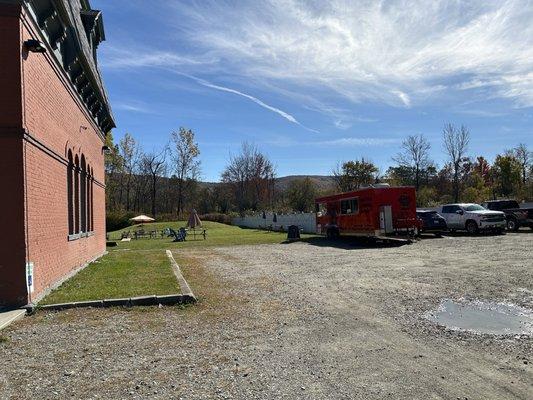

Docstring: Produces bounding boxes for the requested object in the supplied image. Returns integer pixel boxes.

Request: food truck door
[379,205,393,234]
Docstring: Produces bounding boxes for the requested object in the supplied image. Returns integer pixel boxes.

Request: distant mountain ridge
[200,175,336,192]
[273,175,336,191]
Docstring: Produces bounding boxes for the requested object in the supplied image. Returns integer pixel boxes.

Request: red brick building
[0,0,114,307]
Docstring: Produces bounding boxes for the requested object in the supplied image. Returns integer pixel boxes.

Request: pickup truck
[481,199,533,231]
[439,203,506,234]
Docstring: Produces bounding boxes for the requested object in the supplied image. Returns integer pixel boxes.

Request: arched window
[81,155,87,233]
[74,155,80,234]
[67,151,74,235]
[87,164,92,232]
[90,167,94,232]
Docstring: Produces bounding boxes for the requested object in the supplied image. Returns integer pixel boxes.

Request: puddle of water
[425,299,533,336]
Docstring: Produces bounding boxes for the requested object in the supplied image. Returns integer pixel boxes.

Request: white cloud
[315,138,400,147]
[391,90,411,108]
[113,102,155,114]
[263,136,399,148]
[333,119,352,130]
[169,0,533,108]
[100,46,214,69]
[455,109,507,117]
[101,45,319,131]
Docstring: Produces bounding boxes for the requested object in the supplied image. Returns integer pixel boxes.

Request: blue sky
[92,0,532,182]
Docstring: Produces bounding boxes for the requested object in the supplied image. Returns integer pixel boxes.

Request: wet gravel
[1,232,532,399]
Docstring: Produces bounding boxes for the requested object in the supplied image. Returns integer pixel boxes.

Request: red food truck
[315,185,419,240]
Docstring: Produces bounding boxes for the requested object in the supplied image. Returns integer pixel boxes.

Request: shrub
[155,213,179,222]
[417,186,438,207]
[106,211,135,232]
[200,213,236,225]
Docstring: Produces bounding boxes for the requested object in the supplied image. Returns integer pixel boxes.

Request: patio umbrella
[187,209,202,229]
[130,215,155,223]
[130,215,155,228]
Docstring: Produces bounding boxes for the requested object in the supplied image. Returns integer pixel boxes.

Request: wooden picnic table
[186,228,207,240]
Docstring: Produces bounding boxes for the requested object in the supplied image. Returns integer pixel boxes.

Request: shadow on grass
[285,235,412,250]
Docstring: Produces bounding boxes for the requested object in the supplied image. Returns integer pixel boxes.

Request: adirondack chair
[169,228,187,242]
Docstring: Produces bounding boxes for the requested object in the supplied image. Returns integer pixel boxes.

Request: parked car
[481,199,533,231]
[439,203,505,234]
[416,210,447,236]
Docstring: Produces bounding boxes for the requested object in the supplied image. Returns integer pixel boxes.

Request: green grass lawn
[106,220,313,250]
[41,250,179,305]
[41,221,314,305]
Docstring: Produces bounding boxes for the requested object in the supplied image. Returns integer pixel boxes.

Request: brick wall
[0,5,108,306]
[0,3,28,307]
[20,7,107,303]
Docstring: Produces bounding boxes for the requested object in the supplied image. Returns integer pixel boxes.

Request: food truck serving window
[340,198,359,214]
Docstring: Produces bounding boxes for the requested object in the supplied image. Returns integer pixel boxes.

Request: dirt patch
[0,233,531,399]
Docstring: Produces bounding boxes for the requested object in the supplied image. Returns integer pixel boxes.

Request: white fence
[232,212,316,234]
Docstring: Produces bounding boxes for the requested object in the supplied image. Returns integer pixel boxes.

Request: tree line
[105,127,200,225]
[105,124,532,228]
[386,125,531,206]
[105,128,281,224]
[333,124,531,206]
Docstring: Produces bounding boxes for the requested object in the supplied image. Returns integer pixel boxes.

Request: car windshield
[464,204,485,211]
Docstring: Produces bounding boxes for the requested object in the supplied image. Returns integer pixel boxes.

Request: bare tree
[104,132,123,210]
[514,143,531,185]
[171,127,201,216]
[443,123,470,202]
[221,143,276,212]
[392,134,432,190]
[141,147,168,218]
[119,133,140,211]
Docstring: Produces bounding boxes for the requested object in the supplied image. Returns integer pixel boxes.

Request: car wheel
[466,220,478,235]
[506,218,519,231]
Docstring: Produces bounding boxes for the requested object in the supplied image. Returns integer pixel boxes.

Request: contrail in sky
[177,72,318,133]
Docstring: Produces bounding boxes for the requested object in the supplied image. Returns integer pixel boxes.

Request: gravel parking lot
[1,232,532,399]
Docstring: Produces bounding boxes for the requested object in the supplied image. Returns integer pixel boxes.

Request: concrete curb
[166,250,197,301]
[38,294,194,311]
[0,309,27,331]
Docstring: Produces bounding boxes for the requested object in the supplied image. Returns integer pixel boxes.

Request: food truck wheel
[326,228,339,239]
